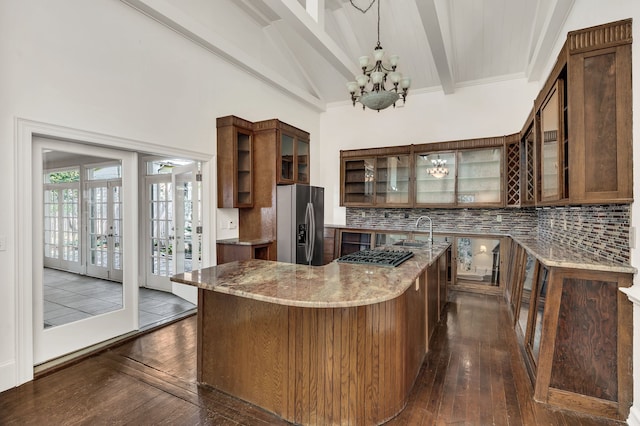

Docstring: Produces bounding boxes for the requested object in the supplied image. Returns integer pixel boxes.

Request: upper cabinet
[532,19,632,206]
[566,20,632,204]
[340,146,412,207]
[275,124,311,185]
[217,116,254,208]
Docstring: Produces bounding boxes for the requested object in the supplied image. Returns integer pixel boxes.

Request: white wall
[319,79,540,225]
[0,0,319,391]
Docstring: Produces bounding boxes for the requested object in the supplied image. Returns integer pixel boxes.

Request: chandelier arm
[349,0,376,14]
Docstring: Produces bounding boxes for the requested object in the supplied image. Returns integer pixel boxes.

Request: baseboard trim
[0,360,17,393]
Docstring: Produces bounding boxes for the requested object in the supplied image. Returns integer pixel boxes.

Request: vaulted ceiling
[122,0,575,111]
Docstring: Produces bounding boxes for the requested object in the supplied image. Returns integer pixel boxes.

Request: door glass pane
[415,152,456,204]
[281,134,294,181]
[296,139,309,183]
[518,255,536,339]
[42,151,123,329]
[530,267,548,361]
[149,180,173,277]
[541,87,560,199]
[375,155,410,205]
[343,158,375,204]
[457,148,501,204]
[456,237,501,285]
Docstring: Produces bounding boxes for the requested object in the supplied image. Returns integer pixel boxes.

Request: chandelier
[426,156,449,179]
[346,0,410,111]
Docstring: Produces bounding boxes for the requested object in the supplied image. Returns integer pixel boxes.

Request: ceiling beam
[260,0,358,80]
[414,0,455,94]
[526,0,575,81]
[264,21,324,100]
[120,0,325,111]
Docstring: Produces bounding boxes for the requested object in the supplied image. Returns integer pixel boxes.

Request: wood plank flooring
[0,291,625,425]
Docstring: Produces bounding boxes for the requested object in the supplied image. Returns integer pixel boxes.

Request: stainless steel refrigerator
[277,184,324,266]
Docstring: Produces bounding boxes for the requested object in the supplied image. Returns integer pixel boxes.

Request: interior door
[171,165,200,304]
[33,138,137,365]
[85,179,123,282]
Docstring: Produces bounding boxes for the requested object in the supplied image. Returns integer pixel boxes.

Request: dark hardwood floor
[0,291,625,425]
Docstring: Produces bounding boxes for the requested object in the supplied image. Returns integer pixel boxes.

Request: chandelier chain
[348,0,375,14]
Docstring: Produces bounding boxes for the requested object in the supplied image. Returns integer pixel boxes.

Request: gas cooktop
[336,249,414,267]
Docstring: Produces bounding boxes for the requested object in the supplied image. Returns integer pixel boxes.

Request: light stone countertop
[511,235,636,274]
[329,225,636,274]
[171,242,451,308]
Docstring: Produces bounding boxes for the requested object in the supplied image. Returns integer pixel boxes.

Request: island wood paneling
[196,264,439,426]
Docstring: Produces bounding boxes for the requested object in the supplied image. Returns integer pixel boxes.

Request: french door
[144,164,200,304]
[33,138,137,365]
[85,180,123,281]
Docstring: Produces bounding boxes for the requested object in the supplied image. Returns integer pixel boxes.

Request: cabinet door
[279,133,295,184]
[568,44,632,203]
[528,265,548,365]
[296,138,310,184]
[375,155,411,206]
[374,232,408,247]
[517,254,537,343]
[338,230,372,256]
[235,129,253,207]
[457,148,502,206]
[539,79,566,202]
[415,151,456,205]
[341,157,375,206]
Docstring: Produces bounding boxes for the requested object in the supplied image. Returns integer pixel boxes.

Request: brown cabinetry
[507,240,633,420]
[340,146,412,207]
[216,116,254,208]
[253,119,310,185]
[531,19,632,206]
[216,239,272,264]
[566,21,632,204]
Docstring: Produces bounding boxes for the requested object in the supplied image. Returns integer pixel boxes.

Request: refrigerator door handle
[308,203,316,264]
[304,202,313,263]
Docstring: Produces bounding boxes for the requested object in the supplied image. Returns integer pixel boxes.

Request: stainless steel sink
[394,240,428,248]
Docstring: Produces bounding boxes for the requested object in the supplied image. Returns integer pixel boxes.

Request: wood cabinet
[337,229,373,256]
[507,240,633,420]
[216,116,254,208]
[566,20,632,204]
[269,122,310,185]
[322,226,338,265]
[414,140,504,208]
[340,146,412,207]
[531,19,632,206]
[216,239,272,264]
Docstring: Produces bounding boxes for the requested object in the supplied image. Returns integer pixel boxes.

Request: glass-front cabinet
[277,129,310,185]
[458,148,502,205]
[415,152,456,205]
[340,147,412,207]
[414,147,502,207]
[539,79,566,202]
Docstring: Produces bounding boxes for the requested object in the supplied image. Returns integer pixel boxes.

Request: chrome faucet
[415,216,433,246]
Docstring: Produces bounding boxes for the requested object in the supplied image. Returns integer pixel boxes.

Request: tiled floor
[43,268,196,329]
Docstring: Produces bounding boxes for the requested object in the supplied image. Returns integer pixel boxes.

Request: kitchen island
[171,242,450,425]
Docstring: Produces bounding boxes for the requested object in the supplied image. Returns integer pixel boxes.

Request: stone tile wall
[345,204,631,263]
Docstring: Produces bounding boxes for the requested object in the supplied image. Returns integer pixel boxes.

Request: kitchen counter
[173,241,450,308]
[171,242,451,425]
[215,237,273,246]
[327,225,636,274]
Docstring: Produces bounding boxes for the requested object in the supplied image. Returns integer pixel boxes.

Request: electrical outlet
[361,211,366,218]
[228,220,237,229]
[496,214,502,223]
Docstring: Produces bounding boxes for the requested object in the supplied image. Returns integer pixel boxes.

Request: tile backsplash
[345,204,631,263]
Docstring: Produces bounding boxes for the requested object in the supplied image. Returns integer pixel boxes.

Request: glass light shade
[400,77,411,89]
[356,74,368,87]
[359,91,399,111]
[347,81,359,93]
[373,49,385,62]
[389,55,399,67]
[371,71,384,84]
[389,71,401,84]
[359,56,370,68]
